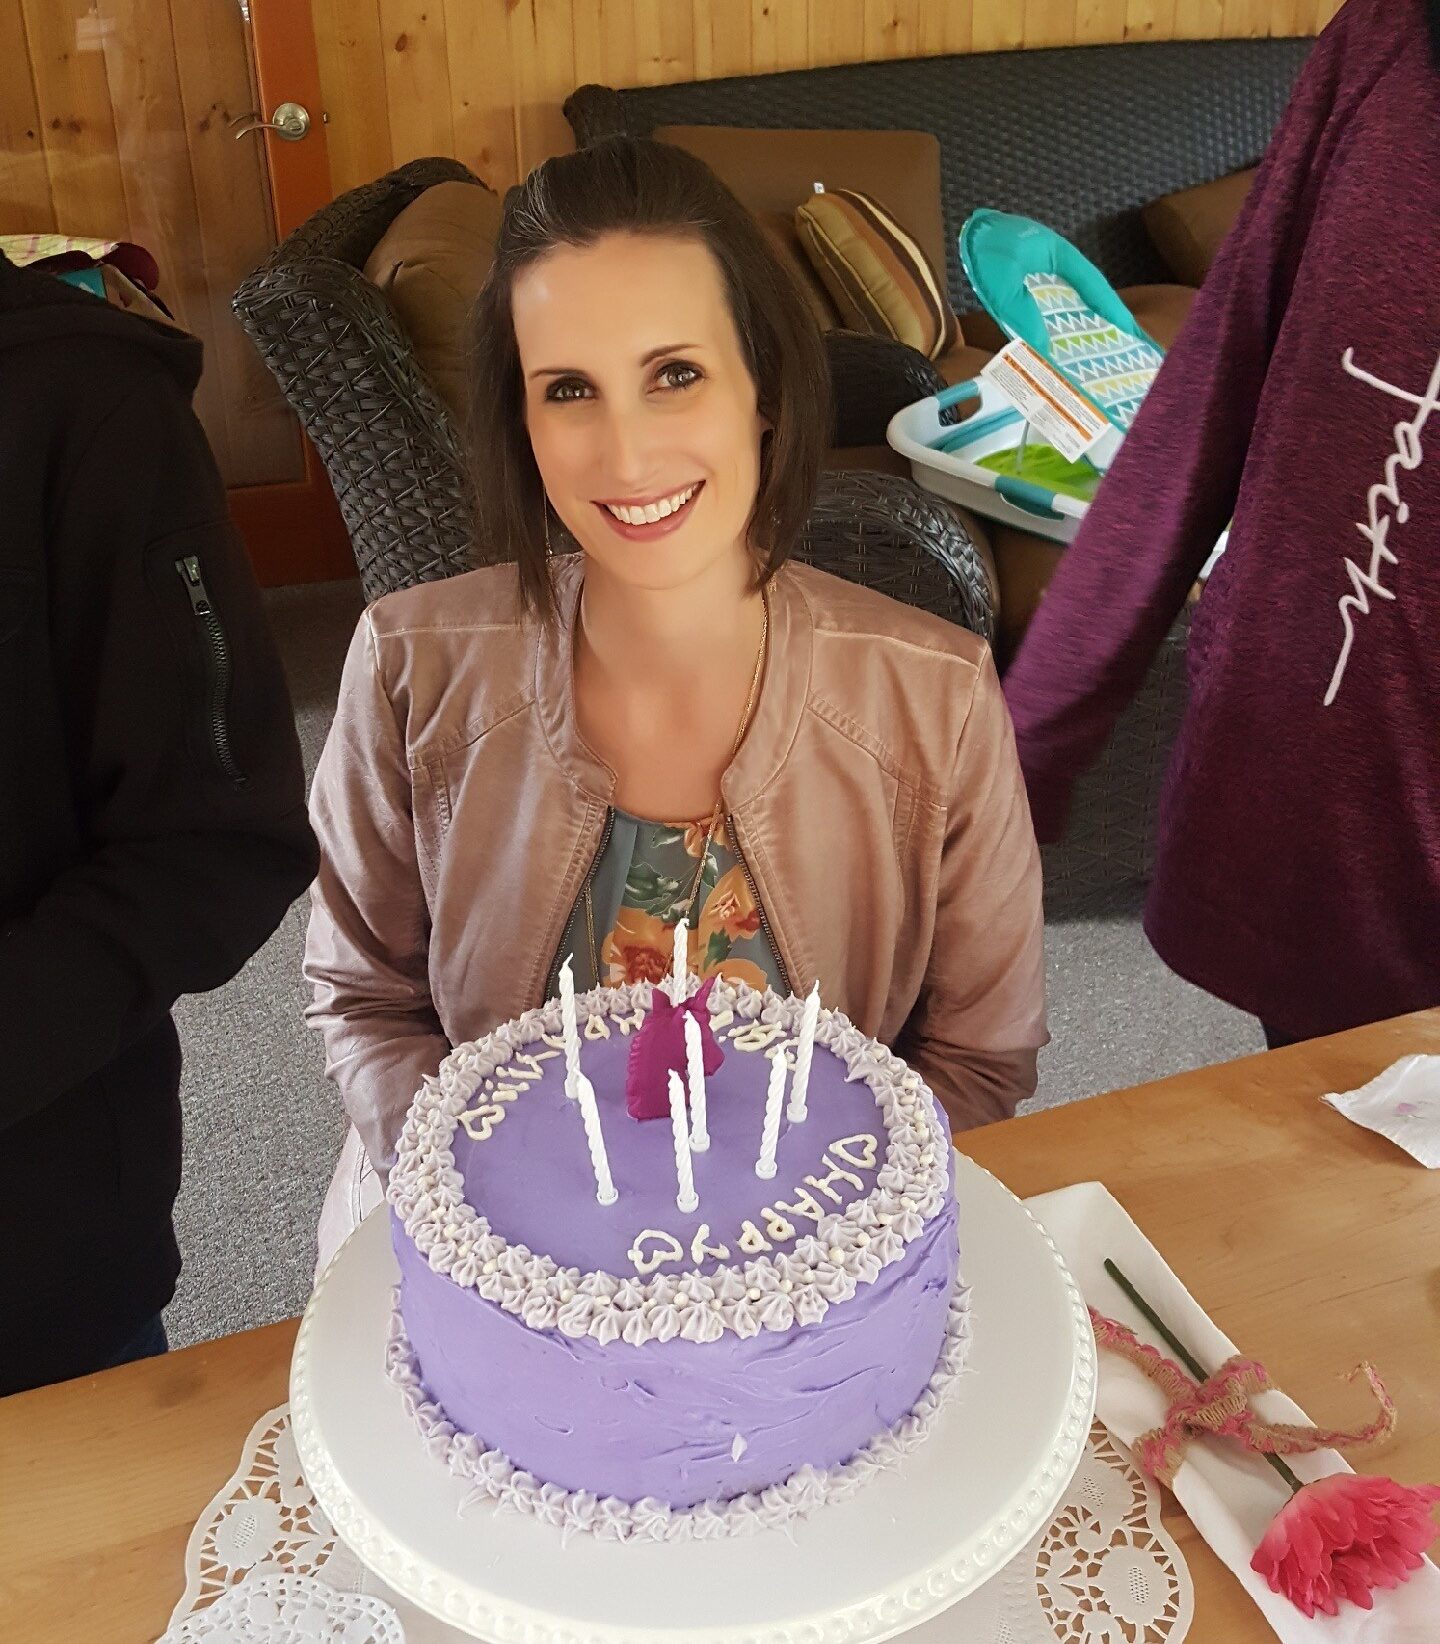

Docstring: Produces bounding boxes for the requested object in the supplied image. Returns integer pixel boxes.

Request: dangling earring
[543,505,553,557]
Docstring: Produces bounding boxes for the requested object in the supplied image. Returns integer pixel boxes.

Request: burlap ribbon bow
[1089,1309,1397,1487]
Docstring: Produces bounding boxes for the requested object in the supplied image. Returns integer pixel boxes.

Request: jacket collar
[0,249,201,386]
[534,556,613,803]
[533,553,814,811]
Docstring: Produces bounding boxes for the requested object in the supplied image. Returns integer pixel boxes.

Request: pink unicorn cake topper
[626,975,725,1121]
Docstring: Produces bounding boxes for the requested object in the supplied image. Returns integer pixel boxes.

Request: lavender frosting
[385,1257,972,1544]
[387,979,966,1524]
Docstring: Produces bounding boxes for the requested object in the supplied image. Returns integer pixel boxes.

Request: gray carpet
[165,580,1257,1349]
[168,579,363,1350]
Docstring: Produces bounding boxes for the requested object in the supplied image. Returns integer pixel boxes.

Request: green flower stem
[1104,1258,1305,1495]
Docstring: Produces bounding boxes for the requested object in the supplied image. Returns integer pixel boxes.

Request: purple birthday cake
[384,977,970,1542]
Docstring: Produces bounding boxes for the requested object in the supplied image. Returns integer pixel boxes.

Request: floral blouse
[559,809,781,995]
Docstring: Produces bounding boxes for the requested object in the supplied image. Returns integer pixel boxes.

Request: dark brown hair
[466,136,830,622]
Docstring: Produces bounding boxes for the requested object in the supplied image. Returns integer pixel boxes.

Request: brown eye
[657,361,701,391]
[546,377,590,403]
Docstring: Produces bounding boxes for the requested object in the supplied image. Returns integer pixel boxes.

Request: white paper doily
[171,1403,347,1617]
[160,1571,403,1643]
[166,1407,1190,1644]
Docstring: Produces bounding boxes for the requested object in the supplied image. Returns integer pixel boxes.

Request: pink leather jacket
[304,555,1047,1168]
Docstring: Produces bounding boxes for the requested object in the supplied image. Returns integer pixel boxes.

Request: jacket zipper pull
[178,554,210,614]
[174,554,246,787]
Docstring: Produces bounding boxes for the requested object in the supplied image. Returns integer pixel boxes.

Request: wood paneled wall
[313,0,1346,198]
[0,0,302,487]
[2,0,1346,489]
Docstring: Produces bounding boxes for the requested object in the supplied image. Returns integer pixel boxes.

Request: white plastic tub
[889,376,1231,578]
[887,375,1094,545]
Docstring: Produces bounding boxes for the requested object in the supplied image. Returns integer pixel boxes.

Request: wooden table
[4,1011,1438,1643]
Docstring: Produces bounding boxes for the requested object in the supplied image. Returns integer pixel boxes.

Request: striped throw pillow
[795,188,961,361]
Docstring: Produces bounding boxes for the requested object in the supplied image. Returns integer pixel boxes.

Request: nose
[598,398,661,492]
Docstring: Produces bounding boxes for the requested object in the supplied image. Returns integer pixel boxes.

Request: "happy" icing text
[626,1133,879,1275]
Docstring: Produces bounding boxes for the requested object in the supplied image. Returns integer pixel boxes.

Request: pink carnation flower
[1251,1473,1440,1618]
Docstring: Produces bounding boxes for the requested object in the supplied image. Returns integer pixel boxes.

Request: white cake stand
[291,1153,1095,1644]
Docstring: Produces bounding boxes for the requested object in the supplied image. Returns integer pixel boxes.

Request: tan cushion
[990,525,1065,667]
[795,188,961,361]
[936,342,996,386]
[958,308,1007,354]
[653,125,949,286]
[362,180,504,424]
[1142,167,1256,286]
[753,209,838,330]
[991,519,1205,668]
[823,442,911,480]
[1119,283,1197,351]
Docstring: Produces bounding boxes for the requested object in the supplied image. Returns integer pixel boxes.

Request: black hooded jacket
[0,252,318,1393]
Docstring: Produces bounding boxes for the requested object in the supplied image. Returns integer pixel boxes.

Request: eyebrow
[528,342,702,380]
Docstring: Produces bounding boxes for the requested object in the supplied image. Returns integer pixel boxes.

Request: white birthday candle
[788,981,821,1122]
[685,1011,709,1152]
[559,955,582,1100]
[756,1050,786,1179]
[671,916,689,1003]
[573,1072,617,1205]
[668,1069,699,1212]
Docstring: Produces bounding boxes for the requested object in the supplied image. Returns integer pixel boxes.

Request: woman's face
[512,231,768,595]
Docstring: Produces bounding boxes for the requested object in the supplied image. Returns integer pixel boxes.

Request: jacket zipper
[545,805,616,1000]
[725,812,790,993]
[176,555,246,787]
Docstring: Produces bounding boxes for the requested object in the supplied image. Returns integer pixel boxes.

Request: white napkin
[1027,1182,1440,1641]
[1321,1056,1440,1168]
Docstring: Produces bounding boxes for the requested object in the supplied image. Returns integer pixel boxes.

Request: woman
[1002,0,1440,1050]
[306,137,1046,1261]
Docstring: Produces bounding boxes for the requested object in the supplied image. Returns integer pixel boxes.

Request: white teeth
[605,483,697,525]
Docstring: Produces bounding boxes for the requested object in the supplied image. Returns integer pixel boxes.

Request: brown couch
[353,160,1004,604]
[638,122,1254,660]
[360,136,1254,659]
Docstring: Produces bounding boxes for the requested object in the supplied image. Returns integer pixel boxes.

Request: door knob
[230,102,311,143]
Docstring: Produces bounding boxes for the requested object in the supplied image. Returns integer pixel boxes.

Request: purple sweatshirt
[1003,0,1440,1041]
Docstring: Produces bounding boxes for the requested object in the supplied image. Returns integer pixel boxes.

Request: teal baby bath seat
[888,210,1173,543]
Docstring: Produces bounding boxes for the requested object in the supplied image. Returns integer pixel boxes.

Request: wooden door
[0,0,352,586]
[228,0,354,584]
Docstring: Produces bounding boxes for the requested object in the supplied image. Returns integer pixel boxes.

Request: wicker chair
[232,160,987,634]
[801,468,990,641]
[233,158,481,599]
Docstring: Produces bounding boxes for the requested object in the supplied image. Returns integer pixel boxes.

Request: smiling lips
[596,481,703,539]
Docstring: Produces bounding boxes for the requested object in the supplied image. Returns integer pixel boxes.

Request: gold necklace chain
[584,593,769,984]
